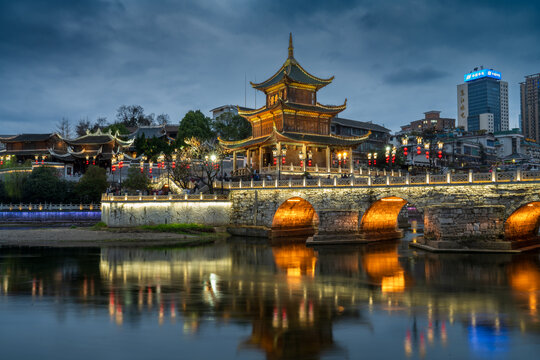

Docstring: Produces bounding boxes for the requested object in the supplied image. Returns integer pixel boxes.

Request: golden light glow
[362,244,406,293]
[504,202,540,241]
[272,245,317,278]
[360,197,407,233]
[272,197,317,230]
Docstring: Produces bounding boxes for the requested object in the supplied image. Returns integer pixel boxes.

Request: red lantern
[273,158,277,166]
[172,161,176,169]
[368,160,372,166]
[112,164,116,172]
[417,146,421,155]
[300,160,304,167]
[308,159,312,167]
[403,147,408,156]
[392,156,395,164]
[425,151,430,159]
[386,156,389,164]
[438,151,443,159]
[140,167,144,173]
[282,157,286,165]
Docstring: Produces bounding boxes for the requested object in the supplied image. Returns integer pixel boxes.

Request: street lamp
[298,151,305,170]
[118,153,125,191]
[437,141,444,164]
[272,147,287,180]
[402,137,409,158]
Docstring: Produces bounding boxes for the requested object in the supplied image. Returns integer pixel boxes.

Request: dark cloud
[383,67,449,85]
[0,0,539,134]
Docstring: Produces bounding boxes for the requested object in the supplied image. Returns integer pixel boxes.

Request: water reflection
[1,238,540,359]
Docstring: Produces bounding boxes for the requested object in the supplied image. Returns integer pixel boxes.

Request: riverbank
[0,226,227,248]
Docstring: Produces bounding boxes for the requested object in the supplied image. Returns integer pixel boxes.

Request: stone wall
[422,204,507,250]
[101,201,231,227]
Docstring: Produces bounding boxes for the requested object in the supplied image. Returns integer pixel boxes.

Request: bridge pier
[417,204,511,251]
[309,210,364,243]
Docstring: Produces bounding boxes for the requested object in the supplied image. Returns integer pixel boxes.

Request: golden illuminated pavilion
[220,34,370,176]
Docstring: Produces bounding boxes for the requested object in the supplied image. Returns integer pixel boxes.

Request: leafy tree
[3,172,29,202]
[134,134,174,160]
[122,167,150,192]
[102,122,130,135]
[177,110,215,145]
[213,112,251,141]
[0,179,6,203]
[75,166,108,203]
[116,105,154,127]
[21,167,72,203]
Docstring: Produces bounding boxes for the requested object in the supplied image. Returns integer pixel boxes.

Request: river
[0,231,539,359]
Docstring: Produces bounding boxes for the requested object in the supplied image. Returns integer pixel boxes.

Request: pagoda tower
[220,34,369,177]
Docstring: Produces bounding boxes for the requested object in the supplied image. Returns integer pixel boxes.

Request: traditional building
[0,133,65,163]
[219,34,369,176]
[49,129,133,172]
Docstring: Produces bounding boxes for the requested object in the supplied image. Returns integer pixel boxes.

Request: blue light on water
[0,211,101,221]
[464,69,502,82]
[468,325,509,356]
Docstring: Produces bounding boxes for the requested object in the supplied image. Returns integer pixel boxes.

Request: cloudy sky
[1,0,539,135]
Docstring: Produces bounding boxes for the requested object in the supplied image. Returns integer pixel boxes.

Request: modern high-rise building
[457,67,509,132]
[520,73,540,144]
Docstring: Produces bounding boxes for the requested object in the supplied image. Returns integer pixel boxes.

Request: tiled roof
[1,133,55,142]
[332,117,390,133]
[251,35,333,91]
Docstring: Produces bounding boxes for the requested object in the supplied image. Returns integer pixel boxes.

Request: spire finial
[288,33,294,58]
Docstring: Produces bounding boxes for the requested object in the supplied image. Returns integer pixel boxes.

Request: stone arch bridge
[102,171,540,251]
[228,181,540,250]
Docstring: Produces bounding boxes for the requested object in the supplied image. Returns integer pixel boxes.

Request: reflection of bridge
[101,170,540,250]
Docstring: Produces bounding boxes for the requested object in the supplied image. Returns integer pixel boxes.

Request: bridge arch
[360,196,409,238]
[504,202,540,243]
[271,197,319,238]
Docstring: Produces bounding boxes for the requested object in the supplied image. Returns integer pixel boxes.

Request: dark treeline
[0,166,107,204]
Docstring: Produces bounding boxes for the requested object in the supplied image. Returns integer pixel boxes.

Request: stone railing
[218,170,540,189]
[0,203,100,211]
[101,193,229,202]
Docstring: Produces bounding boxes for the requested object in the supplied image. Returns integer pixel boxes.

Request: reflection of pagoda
[220,34,369,176]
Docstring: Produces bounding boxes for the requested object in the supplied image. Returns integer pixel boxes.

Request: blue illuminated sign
[464,69,502,82]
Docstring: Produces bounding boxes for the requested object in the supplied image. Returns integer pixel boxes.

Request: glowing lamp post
[402,137,409,157]
[367,152,372,167]
[385,145,391,164]
[117,153,125,191]
[272,147,287,179]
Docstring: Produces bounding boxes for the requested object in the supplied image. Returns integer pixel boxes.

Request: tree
[22,167,72,203]
[76,119,91,136]
[75,166,108,203]
[0,179,6,203]
[102,122,130,135]
[156,113,170,126]
[213,112,251,141]
[134,134,174,161]
[3,172,28,202]
[177,110,215,145]
[56,117,72,138]
[76,117,110,136]
[122,167,150,192]
[116,105,154,128]
[182,137,224,194]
